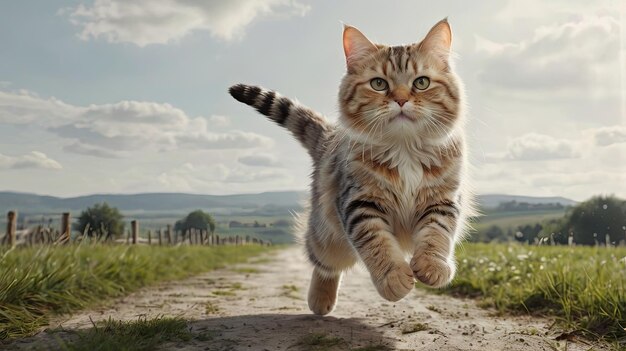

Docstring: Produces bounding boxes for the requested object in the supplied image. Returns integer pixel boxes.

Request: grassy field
[0,244,273,340]
[440,243,626,342]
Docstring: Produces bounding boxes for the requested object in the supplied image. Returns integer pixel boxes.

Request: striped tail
[229,84,332,162]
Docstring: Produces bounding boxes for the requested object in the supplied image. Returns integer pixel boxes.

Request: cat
[229,19,473,315]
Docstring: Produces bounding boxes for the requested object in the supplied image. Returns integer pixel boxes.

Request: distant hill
[0,191,576,215]
[0,191,307,216]
[478,194,577,209]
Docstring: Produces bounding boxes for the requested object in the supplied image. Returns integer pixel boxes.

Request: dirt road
[11,247,602,350]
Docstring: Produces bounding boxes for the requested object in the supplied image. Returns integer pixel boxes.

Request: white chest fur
[386,145,434,229]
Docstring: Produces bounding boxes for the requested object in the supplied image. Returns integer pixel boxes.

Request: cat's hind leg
[308,268,341,315]
[305,231,356,315]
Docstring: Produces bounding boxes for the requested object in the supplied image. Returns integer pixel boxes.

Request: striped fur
[229,19,474,315]
[229,84,331,162]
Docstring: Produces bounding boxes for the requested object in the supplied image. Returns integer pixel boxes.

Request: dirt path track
[12,247,602,351]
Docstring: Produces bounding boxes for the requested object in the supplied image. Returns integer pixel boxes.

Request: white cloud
[475,15,620,99]
[62,141,125,158]
[154,162,290,192]
[589,126,626,146]
[494,1,616,22]
[473,127,626,200]
[473,166,626,201]
[504,133,579,161]
[238,154,281,167]
[65,0,310,46]
[208,115,231,128]
[0,151,62,170]
[0,89,272,156]
[0,90,78,126]
[529,170,624,188]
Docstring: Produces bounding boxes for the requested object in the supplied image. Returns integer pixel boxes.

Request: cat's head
[338,19,464,143]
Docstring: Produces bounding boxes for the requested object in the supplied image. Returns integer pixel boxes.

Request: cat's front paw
[410,250,455,288]
[373,263,415,302]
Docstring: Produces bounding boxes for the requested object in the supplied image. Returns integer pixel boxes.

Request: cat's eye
[413,76,430,90]
[370,78,388,91]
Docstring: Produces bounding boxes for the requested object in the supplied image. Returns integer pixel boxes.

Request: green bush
[75,203,125,239]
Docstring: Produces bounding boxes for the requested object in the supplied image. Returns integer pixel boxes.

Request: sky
[0,0,624,201]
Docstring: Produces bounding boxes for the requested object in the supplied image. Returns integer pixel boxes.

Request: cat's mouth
[392,113,417,122]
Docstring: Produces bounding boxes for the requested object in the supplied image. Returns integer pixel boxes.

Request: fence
[1,211,271,247]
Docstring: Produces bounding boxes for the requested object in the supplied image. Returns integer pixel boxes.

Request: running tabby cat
[229,19,473,315]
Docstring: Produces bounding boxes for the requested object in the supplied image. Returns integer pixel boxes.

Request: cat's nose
[395,99,408,107]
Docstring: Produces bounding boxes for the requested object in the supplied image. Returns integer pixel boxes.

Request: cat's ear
[420,18,452,57]
[343,25,377,69]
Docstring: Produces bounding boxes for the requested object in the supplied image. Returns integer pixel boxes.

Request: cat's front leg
[411,200,460,288]
[344,198,414,301]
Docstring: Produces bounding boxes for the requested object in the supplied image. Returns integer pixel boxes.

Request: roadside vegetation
[439,243,626,342]
[58,316,191,351]
[0,244,273,339]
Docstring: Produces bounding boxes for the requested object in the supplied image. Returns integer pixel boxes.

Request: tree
[545,195,626,246]
[75,202,124,239]
[485,225,505,242]
[511,223,543,244]
[174,210,216,234]
[566,196,626,246]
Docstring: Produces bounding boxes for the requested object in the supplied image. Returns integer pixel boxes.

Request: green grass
[212,282,246,296]
[0,244,273,340]
[441,243,626,341]
[292,333,346,350]
[280,284,301,299]
[58,316,191,351]
[205,301,219,314]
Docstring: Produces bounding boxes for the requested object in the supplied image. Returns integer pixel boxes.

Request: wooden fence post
[61,212,71,244]
[158,229,162,246]
[37,225,44,244]
[166,224,172,244]
[131,220,138,244]
[148,230,152,245]
[6,211,16,247]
